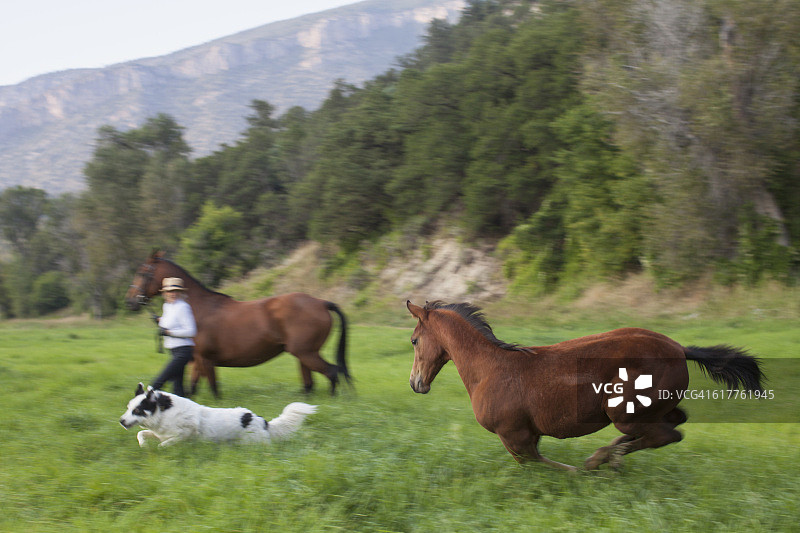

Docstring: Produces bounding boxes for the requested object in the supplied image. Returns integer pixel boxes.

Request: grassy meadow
[1,303,799,532]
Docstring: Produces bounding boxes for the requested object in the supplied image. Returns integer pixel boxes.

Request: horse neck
[158,263,230,318]
[434,313,506,396]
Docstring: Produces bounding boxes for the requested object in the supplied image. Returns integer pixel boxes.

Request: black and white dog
[120,383,317,447]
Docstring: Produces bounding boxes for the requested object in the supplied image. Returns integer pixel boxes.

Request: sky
[0,0,358,87]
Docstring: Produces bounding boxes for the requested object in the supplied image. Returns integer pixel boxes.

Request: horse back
[533,328,683,354]
[530,328,687,381]
[243,292,333,349]
[195,292,332,364]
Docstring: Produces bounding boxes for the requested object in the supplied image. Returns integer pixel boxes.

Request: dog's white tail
[267,402,317,441]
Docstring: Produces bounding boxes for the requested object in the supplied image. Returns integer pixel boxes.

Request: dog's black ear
[156,393,173,411]
[135,383,145,396]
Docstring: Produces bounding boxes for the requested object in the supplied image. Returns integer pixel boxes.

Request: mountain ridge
[0,0,464,193]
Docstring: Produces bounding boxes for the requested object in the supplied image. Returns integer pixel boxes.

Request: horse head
[407,300,450,394]
[125,250,167,311]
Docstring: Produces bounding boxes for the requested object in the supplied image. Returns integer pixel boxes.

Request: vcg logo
[592,368,653,414]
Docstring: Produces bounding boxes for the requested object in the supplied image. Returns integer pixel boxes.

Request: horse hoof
[584,458,602,470]
[609,447,627,471]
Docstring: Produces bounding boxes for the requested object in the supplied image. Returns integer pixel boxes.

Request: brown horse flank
[407,300,764,471]
[126,251,350,396]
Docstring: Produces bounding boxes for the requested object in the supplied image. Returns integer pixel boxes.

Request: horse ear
[135,383,145,396]
[145,386,155,399]
[150,249,165,260]
[407,300,428,321]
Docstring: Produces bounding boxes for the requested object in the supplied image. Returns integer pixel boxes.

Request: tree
[209,101,283,230]
[0,186,47,254]
[31,271,70,315]
[390,63,471,224]
[1,258,36,317]
[79,115,191,315]
[580,0,800,281]
[177,202,245,287]
[0,262,12,318]
[274,106,313,186]
[305,76,400,250]
[462,4,584,235]
[137,114,192,246]
[551,104,649,276]
[501,103,648,291]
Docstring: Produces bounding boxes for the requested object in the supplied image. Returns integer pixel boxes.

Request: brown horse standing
[126,251,350,396]
[406,300,764,471]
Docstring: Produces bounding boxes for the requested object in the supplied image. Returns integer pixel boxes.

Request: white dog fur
[120,383,317,447]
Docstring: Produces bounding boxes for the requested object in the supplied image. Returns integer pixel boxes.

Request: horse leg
[586,421,683,471]
[205,364,220,398]
[585,435,636,470]
[300,363,314,394]
[293,351,339,394]
[190,362,201,396]
[498,431,577,471]
[191,355,221,398]
[613,422,683,468]
[610,408,686,470]
[664,406,688,428]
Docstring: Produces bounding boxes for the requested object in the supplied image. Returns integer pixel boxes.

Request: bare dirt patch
[378,237,506,303]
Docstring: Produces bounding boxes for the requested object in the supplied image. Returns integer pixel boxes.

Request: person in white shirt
[151,277,197,397]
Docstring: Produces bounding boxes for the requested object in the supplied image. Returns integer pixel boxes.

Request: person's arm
[162,302,197,338]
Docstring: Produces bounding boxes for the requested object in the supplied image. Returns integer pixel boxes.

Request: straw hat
[160,277,186,292]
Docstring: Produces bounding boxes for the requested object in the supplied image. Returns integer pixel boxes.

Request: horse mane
[424,301,531,353]
[156,257,232,300]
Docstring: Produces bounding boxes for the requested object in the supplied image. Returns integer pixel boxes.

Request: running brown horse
[406,300,764,471]
[126,250,350,396]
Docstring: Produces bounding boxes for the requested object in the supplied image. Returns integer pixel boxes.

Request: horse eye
[411,338,418,346]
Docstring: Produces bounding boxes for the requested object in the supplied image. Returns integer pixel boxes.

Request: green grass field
[1,312,798,532]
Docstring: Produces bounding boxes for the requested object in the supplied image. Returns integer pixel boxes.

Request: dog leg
[157,435,184,447]
[137,430,157,447]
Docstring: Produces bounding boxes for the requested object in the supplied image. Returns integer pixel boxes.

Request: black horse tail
[326,302,351,382]
[684,345,764,392]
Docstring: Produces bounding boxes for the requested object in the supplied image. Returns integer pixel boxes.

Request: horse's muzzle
[410,375,431,394]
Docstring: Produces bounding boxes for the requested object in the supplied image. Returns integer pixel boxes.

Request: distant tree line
[1,0,799,318]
